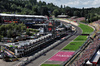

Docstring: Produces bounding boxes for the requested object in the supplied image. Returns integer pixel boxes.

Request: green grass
[74,35,87,41]
[41,64,60,66]
[62,42,84,51]
[78,23,94,34]
[62,35,87,51]
[62,23,93,51]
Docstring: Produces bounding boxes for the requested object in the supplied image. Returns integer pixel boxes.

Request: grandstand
[57,15,69,18]
[0,34,52,57]
[71,32,100,66]
[0,13,48,24]
[91,20,100,31]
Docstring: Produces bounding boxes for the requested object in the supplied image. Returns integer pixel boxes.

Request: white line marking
[39,33,80,66]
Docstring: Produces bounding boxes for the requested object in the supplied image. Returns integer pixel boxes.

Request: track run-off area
[40,19,94,66]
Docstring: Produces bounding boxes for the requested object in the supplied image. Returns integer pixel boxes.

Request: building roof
[0,13,47,18]
[57,15,68,18]
[3,34,52,48]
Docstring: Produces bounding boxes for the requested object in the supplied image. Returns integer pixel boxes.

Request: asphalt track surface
[26,21,82,66]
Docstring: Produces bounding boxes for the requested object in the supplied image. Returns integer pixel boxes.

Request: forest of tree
[0,0,100,22]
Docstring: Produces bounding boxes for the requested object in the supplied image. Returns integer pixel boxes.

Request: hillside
[0,0,100,22]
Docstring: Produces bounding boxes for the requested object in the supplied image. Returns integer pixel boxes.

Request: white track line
[39,33,80,66]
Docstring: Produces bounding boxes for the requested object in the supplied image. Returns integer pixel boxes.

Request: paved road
[26,21,82,66]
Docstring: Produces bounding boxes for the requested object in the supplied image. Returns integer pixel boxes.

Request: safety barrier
[62,23,96,66]
[14,31,77,66]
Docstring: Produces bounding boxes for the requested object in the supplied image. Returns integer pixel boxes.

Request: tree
[20,23,26,32]
[25,3,32,9]
[26,29,30,36]
[41,6,50,16]
[81,7,85,17]
[0,35,2,41]
[53,9,59,17]
[29,0,37,5]
[21,8,30,15]
[64,5,66,8]
[11,4,17,10]
[38,0,42,6]
[42,1,46,5]
[73,11,80,16]
[7,29,13,38]
[61,5,63,8]
[0,25,6,36]
[32,5,38,15]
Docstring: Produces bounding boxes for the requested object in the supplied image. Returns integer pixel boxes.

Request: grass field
[62,35,87,51]
[62,42,84,51]
[62,23,94,51]
[74,35,87,41]
[41,21,94,66]
[41,64,60,66]
[78,23,94,34]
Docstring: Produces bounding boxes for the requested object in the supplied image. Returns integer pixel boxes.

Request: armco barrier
[61,38,91,66]
[15,41,61,66]
[14,22,77,66]
[62,23,96,66]
[15,31,76,66]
